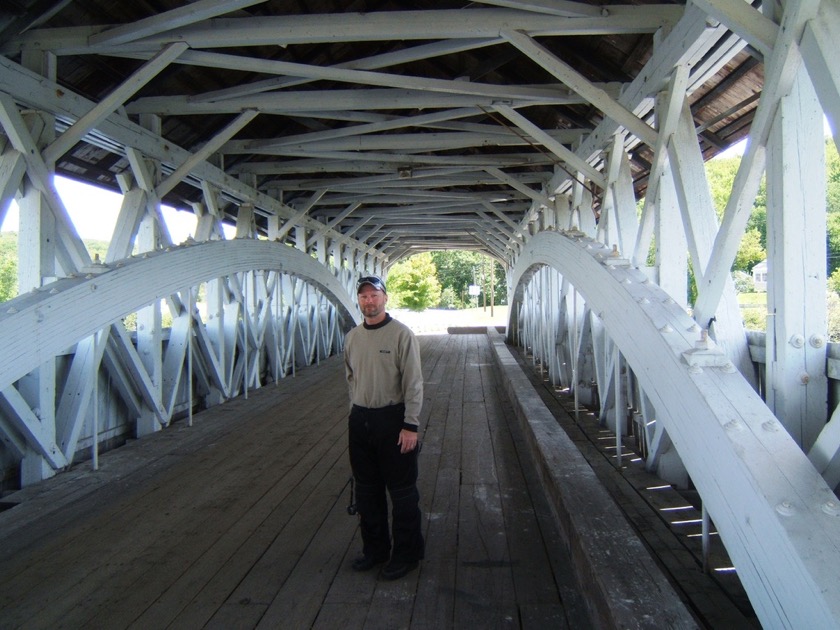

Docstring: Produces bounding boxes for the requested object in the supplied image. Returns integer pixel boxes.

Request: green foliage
[86,239,109,263]
[738,292,766,331]
[737,292,766,305]
[829,267,840,294]
[733,228,765,273]
[0,232,17,302]
[827,138,840,215]
[438,286,459,309]
[706,157,768,254]
[430,250,506,307]
[687,259,697,307]
[732,270,754,294]
[705,157,740,218]
[122,312,137,331]
[386,252,441,311]
[741,306,766,332]
[829,291,840,342]
[0,255,17,302]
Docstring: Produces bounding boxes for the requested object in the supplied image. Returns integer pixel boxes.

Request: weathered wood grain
[0,332,754,629]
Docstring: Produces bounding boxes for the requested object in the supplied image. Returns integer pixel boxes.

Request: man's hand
[397,429,418,454]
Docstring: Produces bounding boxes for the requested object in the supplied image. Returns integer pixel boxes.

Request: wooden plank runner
[487,329,700,629]
[478,337,582,629]
[0,332,601,629]
[408,333,465,628]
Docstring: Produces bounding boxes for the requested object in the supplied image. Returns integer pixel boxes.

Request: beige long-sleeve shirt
[344,314,423,430]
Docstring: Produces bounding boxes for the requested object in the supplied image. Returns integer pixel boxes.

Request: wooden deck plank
[478,339,576,629]
[0,330,751,629]
[254,461,359,629]
[136,396,351,627]
[453,336,518,627]
[409,334,464,629]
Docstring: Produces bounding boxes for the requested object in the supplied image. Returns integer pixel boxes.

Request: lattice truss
[506,1,840,626]
[0,0,839,627]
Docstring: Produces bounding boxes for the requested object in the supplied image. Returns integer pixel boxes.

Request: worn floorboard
[0,333,590,629]
[0,331,756,629]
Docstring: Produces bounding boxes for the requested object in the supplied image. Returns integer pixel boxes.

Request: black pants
[349,403,425,563]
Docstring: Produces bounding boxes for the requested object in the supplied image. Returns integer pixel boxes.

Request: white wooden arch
[0,239,360,478]
[0,239,359,392]
[508,230,840,629]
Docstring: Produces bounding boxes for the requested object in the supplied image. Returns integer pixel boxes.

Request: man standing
[344,275,425,580]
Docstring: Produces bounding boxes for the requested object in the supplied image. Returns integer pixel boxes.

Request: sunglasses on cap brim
[356,276,387,293]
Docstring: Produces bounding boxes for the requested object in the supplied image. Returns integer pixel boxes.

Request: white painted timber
[809,402,840,488]
[125,89,581,116]
[471,0,603,17]
[666,103,752,380]
[655,163,688,307]
[0,240,359,395]
[764,70,827,450]
[156,109,259,199]
[501,29,658,148]
[632,65,688,268]
[4,8,684,55]
[55,333,109,460]
[691,0,778,57]
[800,1,840,152]
[509,230,840,629]
[492,103,607,189]
[544,4,730,198]
[0,385,67,469]
[153,49,583,103]
[693,0,821,328]
[0,93,90,273]
[88,0,269,46]
[43,42,189,165]
[0,56,383,261]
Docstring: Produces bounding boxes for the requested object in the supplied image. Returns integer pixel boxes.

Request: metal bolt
[810,334,826,348]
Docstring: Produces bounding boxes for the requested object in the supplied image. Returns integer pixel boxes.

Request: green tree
[829,267,840,294]
[438,286,459,309]
[706,156,768,254]
[0,232,17,302]
[827,138,840,215]
[827,139,840,276]
[706,156,740,216]
[431,250,506,307]
[828,291,840,342]
[0,255,17,302]
[387,252,441,311]
[732,270,754,293]
[733,228,765,273]
[828,213,840,277]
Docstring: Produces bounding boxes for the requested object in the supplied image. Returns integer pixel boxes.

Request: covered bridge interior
[1,0,839,627]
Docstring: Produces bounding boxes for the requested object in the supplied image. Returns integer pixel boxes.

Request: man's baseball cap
[357,275,387,293]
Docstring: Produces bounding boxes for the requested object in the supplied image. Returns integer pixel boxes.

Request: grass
[737,292,766,305]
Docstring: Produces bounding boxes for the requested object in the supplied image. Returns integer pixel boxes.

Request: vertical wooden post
[765,70,827,449]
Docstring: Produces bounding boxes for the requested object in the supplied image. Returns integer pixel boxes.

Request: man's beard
[363,304,383,318]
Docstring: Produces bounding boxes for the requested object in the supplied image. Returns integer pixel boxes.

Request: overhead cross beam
[502,29,659,148]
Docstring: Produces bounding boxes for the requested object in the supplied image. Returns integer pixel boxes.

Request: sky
[1,176,229,243]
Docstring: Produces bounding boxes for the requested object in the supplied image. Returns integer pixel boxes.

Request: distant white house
[752,260,767,292]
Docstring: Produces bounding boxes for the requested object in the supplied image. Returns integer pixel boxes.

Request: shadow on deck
[0,331,755,628]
